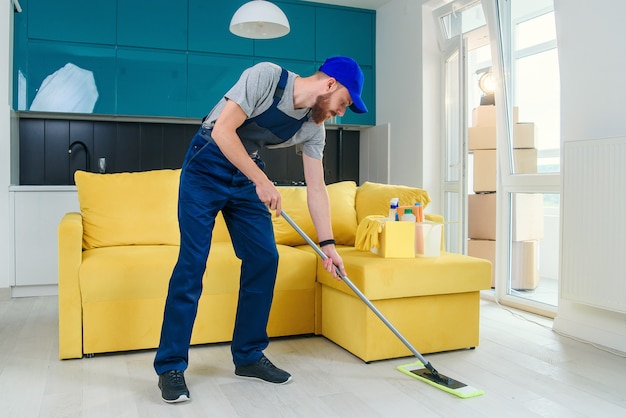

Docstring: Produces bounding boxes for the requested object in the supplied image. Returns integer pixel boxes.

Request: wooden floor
[1,296,625,418]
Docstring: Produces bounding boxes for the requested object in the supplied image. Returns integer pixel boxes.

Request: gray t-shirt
[201,62,326,160]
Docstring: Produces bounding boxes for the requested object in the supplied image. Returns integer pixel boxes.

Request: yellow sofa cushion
[79,243,317,303]
[300,246,492,300]
[273,181,358,246]
[355,181,431,224]
[75,169,232,249]
[78,242,318,354]
[75,169,181,249]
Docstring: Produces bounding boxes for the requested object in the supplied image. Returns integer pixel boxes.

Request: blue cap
[319,56,368,114]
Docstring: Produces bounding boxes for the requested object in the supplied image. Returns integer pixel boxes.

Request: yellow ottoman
[304,247,492,362]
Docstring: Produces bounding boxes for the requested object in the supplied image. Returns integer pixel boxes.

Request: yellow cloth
[355,215,386,251]
[355,181,431,224]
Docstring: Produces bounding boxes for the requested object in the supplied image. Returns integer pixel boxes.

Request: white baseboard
[10,285,58,298]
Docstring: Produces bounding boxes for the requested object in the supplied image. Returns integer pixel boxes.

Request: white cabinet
[9,187,79,297]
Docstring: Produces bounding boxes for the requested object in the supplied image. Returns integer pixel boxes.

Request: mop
[281,210,484,399]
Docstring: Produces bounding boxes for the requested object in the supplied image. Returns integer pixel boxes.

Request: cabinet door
[187,54,254,118]
[116,48,188,117]
[28,0,116,44]
[117,0,188,50]
[12,191,79,289]
[315,8,374,66]
[26,41,116,114]
[254,2,315,61]
[323,129,360,184]
[188,0,253,56]
[315,8,375,126]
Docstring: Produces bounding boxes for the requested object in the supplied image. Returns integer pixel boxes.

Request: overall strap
[273,68,288,101]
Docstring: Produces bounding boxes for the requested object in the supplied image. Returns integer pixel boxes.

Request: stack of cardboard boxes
[467,105,543,290]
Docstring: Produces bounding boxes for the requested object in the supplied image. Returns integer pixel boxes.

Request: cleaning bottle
[414,202,424,222]
[388,198,400,221]
[400,207,416,222]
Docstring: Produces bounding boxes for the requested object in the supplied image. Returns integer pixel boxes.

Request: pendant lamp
[230,0,290,39]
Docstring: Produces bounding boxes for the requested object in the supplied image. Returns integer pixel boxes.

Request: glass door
[441,38,467,254]
[436,0,560,316]
[436,0,489,254]
[485,0,560,316]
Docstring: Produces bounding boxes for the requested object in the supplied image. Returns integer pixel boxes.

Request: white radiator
[561,136,626,313]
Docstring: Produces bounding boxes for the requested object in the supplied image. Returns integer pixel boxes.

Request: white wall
[376,0,442,215]
[553,0,626,353]
[376,2,423,186]
[1,2,13,292]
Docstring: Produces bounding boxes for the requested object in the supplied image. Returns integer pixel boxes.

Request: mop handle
[280,210,430,367]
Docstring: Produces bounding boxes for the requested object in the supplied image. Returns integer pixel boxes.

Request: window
[511,7,560,173]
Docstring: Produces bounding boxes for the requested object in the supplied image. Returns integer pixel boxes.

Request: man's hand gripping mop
[280,210,484,398]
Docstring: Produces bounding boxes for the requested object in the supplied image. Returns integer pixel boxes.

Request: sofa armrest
[425,213,444,223]
[58,212,84,359]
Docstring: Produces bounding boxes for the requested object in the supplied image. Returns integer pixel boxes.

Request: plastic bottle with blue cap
[388,198,400,221]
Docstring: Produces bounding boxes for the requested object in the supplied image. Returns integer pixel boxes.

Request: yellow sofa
[58,169,491,362]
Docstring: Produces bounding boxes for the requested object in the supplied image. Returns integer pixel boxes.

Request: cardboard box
[371,221,415,258]
[468,192,544,241]
[513,148,538,173]
[511,239,540,290]
[513,123,536,149]
[472,105,519,127]
[468,123,536,151]
[472,105,497,127]
[472,149,538,193]
[511,193,544,241]
[467,239,539,289]
[468,126,496,150]
[468,193,496,240]
[472,150,497,192]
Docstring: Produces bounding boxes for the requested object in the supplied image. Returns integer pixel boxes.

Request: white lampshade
[230,0,290,40]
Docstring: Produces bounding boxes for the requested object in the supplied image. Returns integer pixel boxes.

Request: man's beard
[310,92,335,125]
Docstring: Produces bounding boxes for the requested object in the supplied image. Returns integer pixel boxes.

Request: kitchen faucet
[68,140,91,172]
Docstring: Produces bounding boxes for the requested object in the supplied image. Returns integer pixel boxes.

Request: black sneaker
[235,355,292,384]
[158,370,190,403]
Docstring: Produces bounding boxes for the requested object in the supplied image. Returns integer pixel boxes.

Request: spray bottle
[414,202,424,223]
[388,198,400,221]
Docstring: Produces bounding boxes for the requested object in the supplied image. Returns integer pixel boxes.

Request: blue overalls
[154,68,309,374]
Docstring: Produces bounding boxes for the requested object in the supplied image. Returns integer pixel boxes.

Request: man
[154,56,368,403]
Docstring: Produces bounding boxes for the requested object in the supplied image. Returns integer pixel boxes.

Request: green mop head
[397,361,484,399]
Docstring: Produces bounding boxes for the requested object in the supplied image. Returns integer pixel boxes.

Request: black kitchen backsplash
[18,117,359,186]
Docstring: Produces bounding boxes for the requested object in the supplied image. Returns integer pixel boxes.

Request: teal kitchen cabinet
[26,41,117,114]
[28,0,116,45]
[315,7,375,125]
[315,7,374,67]
[253,2,315,62]
[187,54,254,118]
[15,0,375,124]
[116,48,188,117]
[188,0,253,56]
[117,0,188,51]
